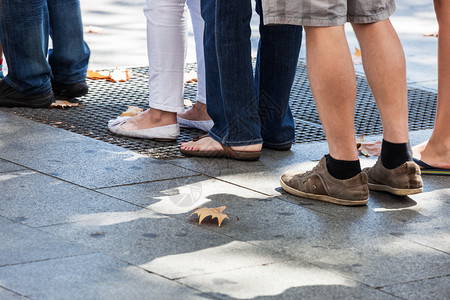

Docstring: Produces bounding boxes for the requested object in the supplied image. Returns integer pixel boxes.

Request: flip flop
[180,135,260,161]
[413,158,450,176]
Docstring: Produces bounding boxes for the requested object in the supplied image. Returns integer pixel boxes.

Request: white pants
[144,0,206,113]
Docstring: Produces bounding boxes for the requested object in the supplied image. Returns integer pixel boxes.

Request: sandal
[181,135,261,161]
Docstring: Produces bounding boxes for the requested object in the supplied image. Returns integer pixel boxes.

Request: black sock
[380,139,413,169]
[325,154,361,180]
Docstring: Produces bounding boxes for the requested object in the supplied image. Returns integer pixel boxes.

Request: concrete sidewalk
[0,0,448,299]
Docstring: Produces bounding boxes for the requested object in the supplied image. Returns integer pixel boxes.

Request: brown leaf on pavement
[87,68,132,82]
[49,100,80,109]
[108,68,132,83]
[87,69,110,80]
[189,206,230,227]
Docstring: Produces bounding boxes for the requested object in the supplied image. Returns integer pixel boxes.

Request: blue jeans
[201,0,302,147]
[0,0,90,95]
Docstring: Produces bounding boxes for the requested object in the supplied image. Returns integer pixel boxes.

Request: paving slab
[0,217,90,267]
[169,141,330,196]
[0,160,26,173]
[380,275,450,300]
[39,210,292,280]
[177,260,397,299]
[97,175,449,288]
[96,175,270,214]
[168,189,449,288]
[0,253,208,300]
[0,112,198,189]
[0,171,148,227]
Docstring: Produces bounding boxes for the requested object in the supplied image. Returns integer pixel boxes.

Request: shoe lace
[301,163,321,184]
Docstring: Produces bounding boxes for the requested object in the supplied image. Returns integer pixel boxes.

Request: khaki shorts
[262,0,396,26]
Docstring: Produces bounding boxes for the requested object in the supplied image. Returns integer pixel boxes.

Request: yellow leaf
[87,69,110,80]
[87,68,132,82]
[120,106,144,117]
[49,100,80,109]
[352,47,362,64]
[189,206,230,227]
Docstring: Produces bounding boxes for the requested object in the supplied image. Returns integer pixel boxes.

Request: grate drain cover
[0,61,437,159]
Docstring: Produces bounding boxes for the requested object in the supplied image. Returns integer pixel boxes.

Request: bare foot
[121,108,177,131]
[181,136,262,152]
[412,140,428,158]
[412,139,450,169]
[178,102,211,121]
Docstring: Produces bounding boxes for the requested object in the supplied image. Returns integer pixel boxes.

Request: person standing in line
[0,0,90,107]
[264,0,423,205]
[412,0,450,175]
[108,0,213,140]
[180,0,303,160]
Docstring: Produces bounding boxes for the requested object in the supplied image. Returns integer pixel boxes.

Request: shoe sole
[368,183,423,196]
[280,179,368,206]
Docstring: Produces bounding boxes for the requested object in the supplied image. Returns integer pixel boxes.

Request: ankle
[149,108,177,124]
[380,139,412,169]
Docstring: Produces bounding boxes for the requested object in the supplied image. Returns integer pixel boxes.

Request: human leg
[47,0,90,100]
[181,0,261,157]
[0,0,51,95]
[47,0,90,84]
[255,0,302,149]
[305,25,359,161]
[412,0,450,171]
[352,20,422,193]
[111,0,187,137]
[0,0,54,107]
[177,0,213,131]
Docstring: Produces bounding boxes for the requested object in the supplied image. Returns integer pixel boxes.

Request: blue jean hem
[262,139,294,148]
[209,130,263,147]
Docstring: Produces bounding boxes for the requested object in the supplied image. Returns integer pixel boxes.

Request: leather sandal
[180,135,261,161]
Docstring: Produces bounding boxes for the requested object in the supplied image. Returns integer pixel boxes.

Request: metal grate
[0,61,437,159]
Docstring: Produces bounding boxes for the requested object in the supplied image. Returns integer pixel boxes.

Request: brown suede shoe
[362,157,423,196]
[280,157,369,206]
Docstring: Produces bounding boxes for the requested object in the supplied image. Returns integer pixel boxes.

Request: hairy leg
[352,19,409,144]
[304,25,358,161]
[412,0,450,168]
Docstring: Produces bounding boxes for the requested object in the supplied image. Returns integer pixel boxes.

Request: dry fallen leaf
[109,68,132,83]
[87,69,110,80]
[189,206,230,227]
[87,68,132,82]
[184,70,198,84]
[352,47,362,64]
[49,100,80,108]
[120,106,144,117]
[356,134,381,157]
